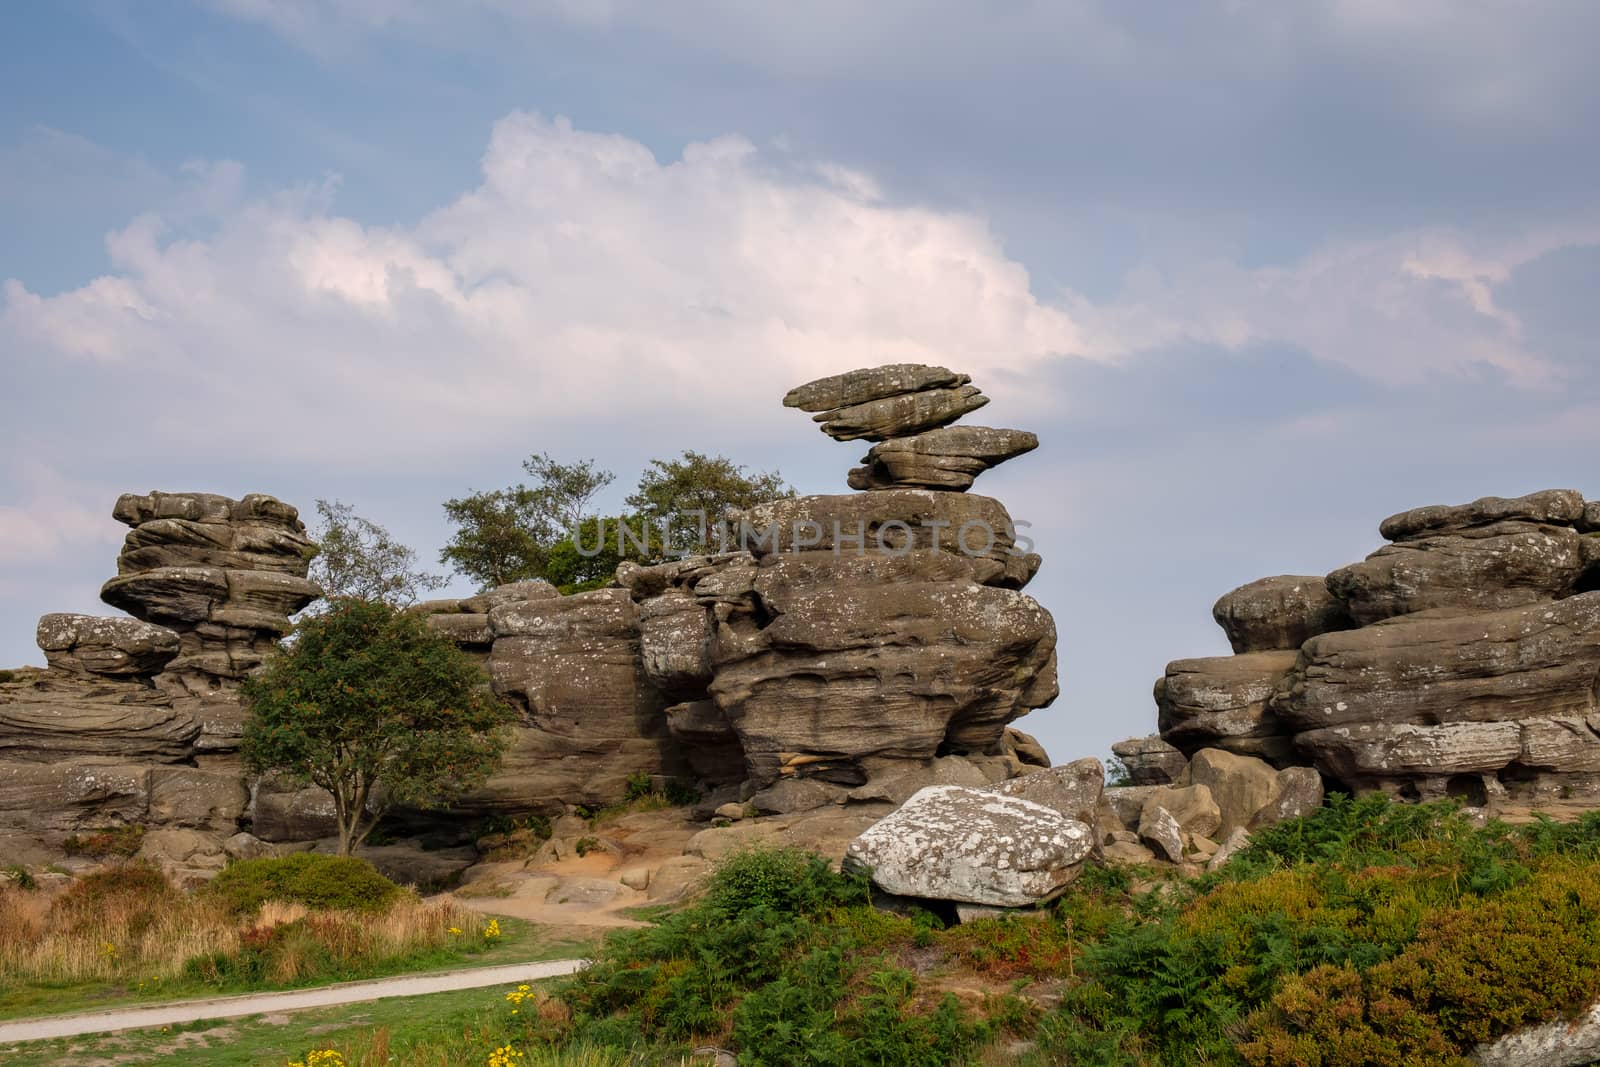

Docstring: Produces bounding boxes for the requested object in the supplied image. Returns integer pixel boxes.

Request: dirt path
[0,959,586,1045]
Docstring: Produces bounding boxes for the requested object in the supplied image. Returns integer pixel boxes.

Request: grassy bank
[0,855,588,1021]
[279,794,1600,1066]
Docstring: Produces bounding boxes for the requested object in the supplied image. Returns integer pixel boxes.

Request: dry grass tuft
[0,862,482,990]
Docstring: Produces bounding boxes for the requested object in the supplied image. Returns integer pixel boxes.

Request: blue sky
[3,1,1598,765]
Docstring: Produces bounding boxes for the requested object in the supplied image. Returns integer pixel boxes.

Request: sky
[3,1,1599,767]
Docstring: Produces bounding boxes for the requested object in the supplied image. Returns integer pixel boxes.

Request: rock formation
[401,363,1061,816]
[3,366,1065,883]
[0,491,317,879]
[1152,489,1600,803]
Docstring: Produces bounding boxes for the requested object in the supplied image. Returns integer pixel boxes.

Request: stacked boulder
[1155,489,1600,803]
[780,364,1037,492]
[1,491,319,877]
[713,365,1057,791]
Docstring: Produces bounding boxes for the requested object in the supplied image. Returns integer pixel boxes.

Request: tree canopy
[306,498,446,608]
[240,598,516,854]
[440,450,791,591]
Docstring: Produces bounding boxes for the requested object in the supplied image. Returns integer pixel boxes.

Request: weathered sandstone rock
[1111,735,1187,785]
[1379,489,1585,542]
[101,491,320,686]
[1212,576,1353,653]
[1156,652,1299,761]
[708,550,1057,785]
[848,426,1039,492]
[846,785,1094,907]
[1327,521,1586,625]
[1185,749,1280,835]
[783,364,969,413]
[812,385,989,442]
[35,614,180,677]
[993,758,1103,826]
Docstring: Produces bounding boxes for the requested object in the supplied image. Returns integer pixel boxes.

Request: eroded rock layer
[1157,489,1600,801]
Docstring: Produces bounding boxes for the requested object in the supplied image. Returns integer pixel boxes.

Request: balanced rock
[783,364,970,413]
[785,364,991,444]
[35,614,180,677]
[848,426,1039,492]
[1212,576,1353,653]
[101,491,320,687]
[845,785,1094,907]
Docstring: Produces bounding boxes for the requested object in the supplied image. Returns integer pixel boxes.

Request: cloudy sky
[4,1,1598,764]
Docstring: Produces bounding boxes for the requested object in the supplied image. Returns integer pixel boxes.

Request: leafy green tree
[625,450,793,553]
[306,499,446,608]
[241,599,516,855]
[439,454,614,587]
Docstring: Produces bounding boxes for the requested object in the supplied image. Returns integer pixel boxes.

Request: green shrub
[1239,862,1600,1063]
[205,853,401,916]
[0,669,16,684]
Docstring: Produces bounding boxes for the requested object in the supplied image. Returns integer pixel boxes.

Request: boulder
[252,781,340,842]
[708,550,1057,785]
[0,680,198,763]
[993,758,1104,825]
[1156,652,1299,761]
[1251,766,1324,828]
[847,426,1039,492]
[1111,735,1187,785]
[1139,784,1221,841]
[1273,596,1600,735]
[783,364,969,412]
[1003,727,1051,768]
[734,492,1021,567]
[845,785,1094,907]
[1185,749,1281,835]
[847,755,993,806]
[35,614,180,677]
[750,777,849,815]
[0,761,149,832]
[147,766,249,832]
[1101,785,1158,831]
[1327,522,1586,625]
[1138,806,1184,863]
[638,591,713,697]
[1211,576,1353,653]
[812,386,990,442]
[1378,489,1585,542]
[1207,827,1253,871]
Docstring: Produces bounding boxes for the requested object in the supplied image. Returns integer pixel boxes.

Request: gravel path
[0,958,587,1045]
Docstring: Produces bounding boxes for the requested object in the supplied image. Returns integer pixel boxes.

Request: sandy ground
[0,959,586,1044]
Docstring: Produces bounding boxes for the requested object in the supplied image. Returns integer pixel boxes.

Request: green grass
[0,983,536,1066]
[0,916,595,1023]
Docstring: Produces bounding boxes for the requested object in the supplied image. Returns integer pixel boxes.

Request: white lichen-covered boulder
[844,784,1094,907]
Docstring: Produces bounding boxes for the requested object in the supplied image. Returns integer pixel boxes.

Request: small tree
[625,450,792,553]
[241,599,516,854]
[307,499,446,607]
[440,453,615,587]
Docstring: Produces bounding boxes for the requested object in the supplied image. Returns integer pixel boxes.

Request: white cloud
[0,464,122,566]
[4,113,1593,468]
[3,114,1088,459]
